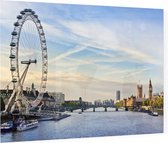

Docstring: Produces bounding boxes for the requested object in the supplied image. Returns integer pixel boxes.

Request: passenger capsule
[37,20,41,23]
[28,9,32,12]
[41,33,44,36]
[31,11,35,15]
[42,85,46,88]
[10,67,16,71]
[17,15,22,19]
[14,22,19,26]
[9,54,15,59]
[42,40,46,43]
[43,55,47,58]
[43,47,47,50]
[24,9,29,12]
[44,63,47,66]
[39,26,43,29]
[12,79,17,83]
[20,11,25,15]
[10,42,16,47]
[43,78,47,81]
[34,15,38,18]
[11,31,17,36]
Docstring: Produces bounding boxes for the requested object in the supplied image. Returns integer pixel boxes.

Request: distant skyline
[0,1,163,102]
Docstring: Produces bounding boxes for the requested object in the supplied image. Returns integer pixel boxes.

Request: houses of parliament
[123,79,163,108]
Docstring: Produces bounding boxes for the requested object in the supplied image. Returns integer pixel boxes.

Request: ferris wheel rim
[9,9,48,93]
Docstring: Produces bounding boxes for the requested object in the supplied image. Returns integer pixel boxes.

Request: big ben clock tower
[148,79,153,100]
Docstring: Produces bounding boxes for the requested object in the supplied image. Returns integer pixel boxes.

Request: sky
[0,0,163,102]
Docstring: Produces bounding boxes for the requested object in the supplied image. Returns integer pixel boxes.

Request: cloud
[59,20,162,66]
[42,22,66,41]
[45,70,138,101]
[49,44,87,64]
[59,20,119,50]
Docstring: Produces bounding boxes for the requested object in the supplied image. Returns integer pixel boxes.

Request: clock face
[149,87,153,91]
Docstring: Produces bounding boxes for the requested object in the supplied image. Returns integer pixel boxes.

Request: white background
[4,0,168,143]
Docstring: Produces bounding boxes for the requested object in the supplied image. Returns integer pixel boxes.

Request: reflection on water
[1,108,163,142]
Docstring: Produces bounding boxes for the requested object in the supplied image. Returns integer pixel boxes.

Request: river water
[1,108,163,142]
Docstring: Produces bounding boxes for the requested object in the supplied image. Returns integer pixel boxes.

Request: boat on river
[151,111,159,116]
[1,117,26,132]
[1,121,14,132]
[38,116,55,121]
[17,119,38,131]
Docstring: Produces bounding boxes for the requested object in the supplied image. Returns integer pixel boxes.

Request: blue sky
[0,1,163,102]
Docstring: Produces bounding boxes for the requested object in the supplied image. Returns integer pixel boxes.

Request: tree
[151,96,163,109]
[0,96,5,111]
[114,100,123,107]
[142,99,150,106]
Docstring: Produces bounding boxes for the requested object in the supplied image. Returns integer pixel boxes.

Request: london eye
[5,9,48,113]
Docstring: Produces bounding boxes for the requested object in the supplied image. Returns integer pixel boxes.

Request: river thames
[1,108,163,142]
